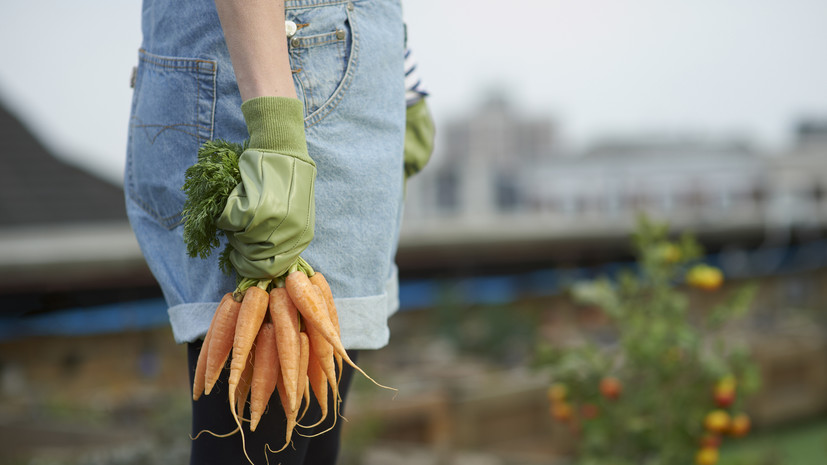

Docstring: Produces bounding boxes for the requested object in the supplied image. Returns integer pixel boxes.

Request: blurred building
[405,95,558,221]
[401,98,827,271]
[0,99,159,325]
[794,118,827,153]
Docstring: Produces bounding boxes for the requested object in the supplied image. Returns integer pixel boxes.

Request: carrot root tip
[190,426,240,440]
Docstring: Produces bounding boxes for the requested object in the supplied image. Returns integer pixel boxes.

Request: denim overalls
[125,0,406,349]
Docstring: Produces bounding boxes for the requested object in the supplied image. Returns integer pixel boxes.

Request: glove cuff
[241,96,313,165]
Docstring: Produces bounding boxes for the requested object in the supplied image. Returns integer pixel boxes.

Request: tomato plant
[535,216,761,465]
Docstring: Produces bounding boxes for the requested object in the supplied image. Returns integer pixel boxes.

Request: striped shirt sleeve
[404,47,429,107]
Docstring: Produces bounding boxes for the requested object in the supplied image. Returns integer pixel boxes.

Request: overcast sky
[1,0,826,183]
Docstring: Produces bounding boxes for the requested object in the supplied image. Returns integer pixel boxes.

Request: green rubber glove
[404,98,435,179]
[215,97,315,279]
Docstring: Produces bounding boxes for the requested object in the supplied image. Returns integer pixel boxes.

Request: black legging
[187,340,358,465]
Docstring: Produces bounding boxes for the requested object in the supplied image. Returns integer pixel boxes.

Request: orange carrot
[285,272,342,353]
[268,287,302,411]
[226,284,270,465]
[296,331,311,422]
[305,314,338,404]
[309,273,344,379]
[204,293,243,395]
[249,321,279,432]
[228,284,270,413]
[299,381,312,425]
[192,293,231,401]
[235,350,254,418]
[273,331,310,452]
[286,271,394,391]
[309,272,340,335]
[299,291,341,434]
[302,352,331,429]
[273,371,296,453]
[192,328,212,401]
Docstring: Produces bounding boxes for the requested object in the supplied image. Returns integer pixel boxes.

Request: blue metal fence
[2,239,826,341]
[0,298,169,341]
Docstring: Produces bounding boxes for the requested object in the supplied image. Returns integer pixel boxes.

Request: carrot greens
[181,139,246,274]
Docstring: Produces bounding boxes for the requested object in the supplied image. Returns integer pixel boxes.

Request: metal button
[291,37,300,47]
[335,29,345,40]
[347,2,354,11]
[285,20,298,38]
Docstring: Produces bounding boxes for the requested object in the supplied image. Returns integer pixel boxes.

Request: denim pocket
[126,49,217,229]
[287,2,358,127]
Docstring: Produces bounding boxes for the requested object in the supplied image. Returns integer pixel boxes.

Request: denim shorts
[125,0,406,349]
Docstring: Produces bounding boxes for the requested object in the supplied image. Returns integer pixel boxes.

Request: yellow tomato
[704,410,731,434]
[687,265,724,291]
[729,413,751,437]
[713,382,736,408]
[550,402,573,422]
[696,447,720,465]
[547,383,568,403]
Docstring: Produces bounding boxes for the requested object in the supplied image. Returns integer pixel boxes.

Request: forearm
[214,0,297,101]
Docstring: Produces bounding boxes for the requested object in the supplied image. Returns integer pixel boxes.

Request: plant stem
[298,256,315,276]
[233,276,262,300]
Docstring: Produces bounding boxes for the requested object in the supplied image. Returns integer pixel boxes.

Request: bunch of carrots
[182,141,391,462]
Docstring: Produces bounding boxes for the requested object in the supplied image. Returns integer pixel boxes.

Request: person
[124,0,433,463]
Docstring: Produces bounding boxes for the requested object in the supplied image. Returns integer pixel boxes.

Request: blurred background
[2,0,827,464]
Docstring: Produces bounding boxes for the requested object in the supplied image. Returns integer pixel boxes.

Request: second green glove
[404,97,435,179]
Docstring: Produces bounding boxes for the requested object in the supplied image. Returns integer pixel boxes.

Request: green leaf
[571,278,621,318]
[705,282,758,328]
[181,139,246,263]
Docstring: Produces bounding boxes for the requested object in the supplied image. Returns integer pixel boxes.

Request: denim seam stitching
[128,50,217,230]
[291,50,310,116]
[195,66,201,143]
[208,62,217,140]
[129,191,183,227]
[285,0,351,11]
[131,118,210,141]
[297,37,342,48]
[300,52,315,112]
[138,49,217,73]
[290,31,344,48]
[305,4,359,128]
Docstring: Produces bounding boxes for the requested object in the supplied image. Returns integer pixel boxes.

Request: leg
[187,341,358,465]
[301,351,359,465]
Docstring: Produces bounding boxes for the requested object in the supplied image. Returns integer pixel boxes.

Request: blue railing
[3,239,826,341]
[0,298,169,341]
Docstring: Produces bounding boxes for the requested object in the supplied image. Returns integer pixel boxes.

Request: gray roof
[0,100,127,227]
[0,100,151,294]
